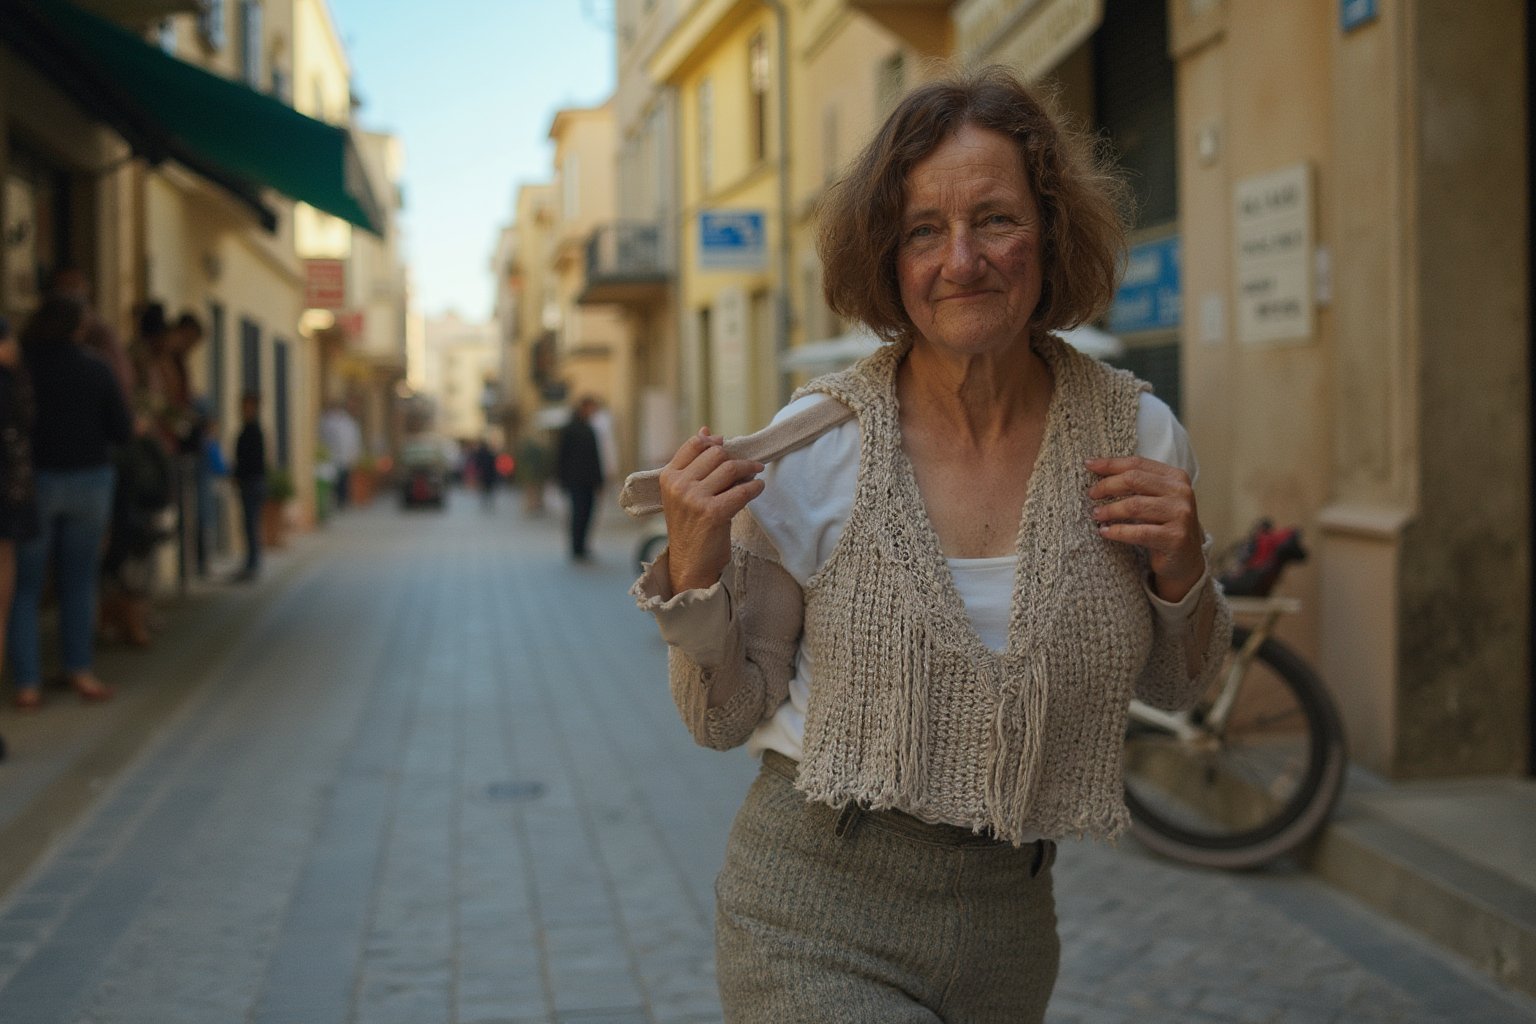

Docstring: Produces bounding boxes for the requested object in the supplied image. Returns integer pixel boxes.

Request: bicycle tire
[1124,627,1348,870]
[635,532,669,575]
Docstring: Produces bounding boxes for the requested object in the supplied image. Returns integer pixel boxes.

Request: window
[748,32,770,163]
[240,317,261,397]
[273,339,291,468]
[877,51,905,117]
[199,0,225,49]
[239,1,262,86]
[3,145,73,315]
[207,302,226,422]
[697,78,714,193]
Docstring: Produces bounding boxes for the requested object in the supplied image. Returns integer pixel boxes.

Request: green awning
[0,0,383,235]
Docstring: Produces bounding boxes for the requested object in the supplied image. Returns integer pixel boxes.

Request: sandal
[12,688,42,711]
[68,674,114,704]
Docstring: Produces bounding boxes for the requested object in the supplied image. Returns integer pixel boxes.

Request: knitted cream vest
[792,332,1153,844]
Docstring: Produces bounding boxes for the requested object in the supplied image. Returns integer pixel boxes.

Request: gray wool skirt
[714,752,1060,1023]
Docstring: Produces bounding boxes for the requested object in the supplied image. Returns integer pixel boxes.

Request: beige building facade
[787,1,926,381]
[495,182,559,441]
[547,103,641,476]
[2,0,390,541]
[595,0,685,470]
[422,312,498,442]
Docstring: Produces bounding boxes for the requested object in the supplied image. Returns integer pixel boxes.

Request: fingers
[658,428,765,594]
[1085,457,1191,501]
[659,428,765,525]
[1086,455,1205,597]
[665,427,724,471]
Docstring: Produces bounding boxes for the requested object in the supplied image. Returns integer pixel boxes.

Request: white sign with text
[1234,163,1314,346]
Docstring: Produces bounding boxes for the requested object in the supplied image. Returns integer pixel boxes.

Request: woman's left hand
[1085,456,1206,603]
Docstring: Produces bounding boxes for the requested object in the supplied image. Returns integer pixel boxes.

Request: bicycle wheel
[1123,627,1347,869]
[634,531,669,574]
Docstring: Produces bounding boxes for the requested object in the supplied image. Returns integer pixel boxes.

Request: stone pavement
[0,492,1531,1023]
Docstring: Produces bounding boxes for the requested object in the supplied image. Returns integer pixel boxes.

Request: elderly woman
[629,67,1231,1021]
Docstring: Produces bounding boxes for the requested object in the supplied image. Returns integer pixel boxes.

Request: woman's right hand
[659,427,766,595]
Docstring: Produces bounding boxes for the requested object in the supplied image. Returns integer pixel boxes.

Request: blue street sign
[1109,235,1181,335]
[1341,0,1377,32]
[699,210,766,271]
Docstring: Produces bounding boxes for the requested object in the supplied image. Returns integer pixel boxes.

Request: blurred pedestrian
[516,435,551,515]
[555,396,605,561]
[472,439,498,510]
[127,302,171,425]
[231,392,267,583]
[160,312,205,450]
[47,267,133,403]
[10,297,133,708]
[200,412,230,567]
[0,314,37,751]
[319,401,362,508]
[100,426,173,647]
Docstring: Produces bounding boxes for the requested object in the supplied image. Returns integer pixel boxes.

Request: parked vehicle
[398,434,450,510]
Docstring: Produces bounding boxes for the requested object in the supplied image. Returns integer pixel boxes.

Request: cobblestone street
[0,494,1531,1024]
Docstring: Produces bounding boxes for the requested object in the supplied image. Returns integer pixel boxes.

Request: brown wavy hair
[818,65,1130,341]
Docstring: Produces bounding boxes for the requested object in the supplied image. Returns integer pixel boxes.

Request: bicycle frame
[1127,595,1303,735]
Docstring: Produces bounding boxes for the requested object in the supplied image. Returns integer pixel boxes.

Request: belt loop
[834,802,862,840]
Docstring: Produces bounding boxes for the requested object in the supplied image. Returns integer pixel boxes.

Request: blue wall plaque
[699,210,766,271]
[1341,0,1378,32]
[1109,234,1182,335]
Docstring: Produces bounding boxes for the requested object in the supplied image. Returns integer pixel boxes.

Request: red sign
[304,259,346,310]
[334,310,365,339]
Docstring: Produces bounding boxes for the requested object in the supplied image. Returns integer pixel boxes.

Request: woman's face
[896,124,1043,358]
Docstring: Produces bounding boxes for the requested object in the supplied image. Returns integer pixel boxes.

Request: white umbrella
[1057,324,1125,360]
[781,328,884,373]
[783,323,1124,373]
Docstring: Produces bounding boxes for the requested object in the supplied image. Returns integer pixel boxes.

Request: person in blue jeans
[10,297,133,709]
[231,392,267,583]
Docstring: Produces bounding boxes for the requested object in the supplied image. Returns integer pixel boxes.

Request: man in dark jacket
[232,392,267,582]
[555,396,605,561]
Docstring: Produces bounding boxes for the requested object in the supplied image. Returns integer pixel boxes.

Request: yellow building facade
[787,1,928,381]
[502,182,559,435]
[649,0,789,439]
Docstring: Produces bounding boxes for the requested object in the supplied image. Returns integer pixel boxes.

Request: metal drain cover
[485,780,546,803]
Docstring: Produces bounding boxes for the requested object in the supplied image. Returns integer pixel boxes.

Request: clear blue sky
[327,1,615,320]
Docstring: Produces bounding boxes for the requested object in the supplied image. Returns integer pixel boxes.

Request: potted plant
[263,466,296,547]
[314,444,335,524]
[348,456,377,506]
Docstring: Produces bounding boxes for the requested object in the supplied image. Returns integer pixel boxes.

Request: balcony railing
[580,221,671,305]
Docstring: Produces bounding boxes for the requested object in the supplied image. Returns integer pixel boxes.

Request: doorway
[1526,2,1534,775]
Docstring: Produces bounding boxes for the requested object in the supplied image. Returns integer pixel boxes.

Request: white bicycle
[1124,555,1348,870]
